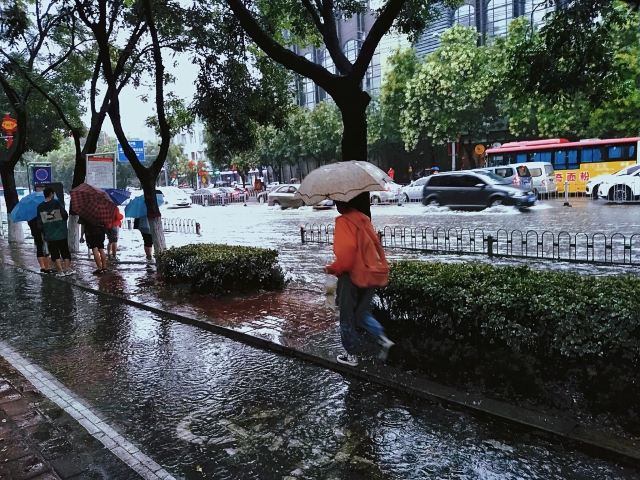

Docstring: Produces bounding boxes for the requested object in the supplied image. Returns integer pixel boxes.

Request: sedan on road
[267,184,304,209]
[370,181,402,205]
[587,164,640,198]
[422,171,537,209]
[401,177,429,202]
[190,188,217,206]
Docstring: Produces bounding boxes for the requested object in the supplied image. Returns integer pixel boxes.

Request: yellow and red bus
[485,137,640,193]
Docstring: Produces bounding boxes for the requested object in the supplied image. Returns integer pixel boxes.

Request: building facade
[172,118,208,165]
[415,0,558,57]
[295,3,410,108]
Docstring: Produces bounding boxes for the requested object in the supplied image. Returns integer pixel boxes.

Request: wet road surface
[0,266,637,479]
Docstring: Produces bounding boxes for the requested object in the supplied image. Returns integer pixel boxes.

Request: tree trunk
[142,179,166,252]
[67,216,80,253]
[336,89,370,161]
[0,165,24,244]
[462,141,477,169]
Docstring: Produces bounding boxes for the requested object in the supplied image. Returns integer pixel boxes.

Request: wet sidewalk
[0,352,138,479]
[1,239,639,470]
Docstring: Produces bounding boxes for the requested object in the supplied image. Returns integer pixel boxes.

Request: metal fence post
[196,222,201,235]
[563,181,572,207]
[487,235,494,258]
[300,225,305,244]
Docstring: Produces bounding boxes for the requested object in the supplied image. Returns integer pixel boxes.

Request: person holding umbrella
[37,187,74,276]
[294,161,395,366]
[28,185,52,273]
[79,217,107,274]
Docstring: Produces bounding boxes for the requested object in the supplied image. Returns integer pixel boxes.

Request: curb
[3,260,640,469]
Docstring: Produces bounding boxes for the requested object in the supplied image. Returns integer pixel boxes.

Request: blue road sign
[32,166,51,185]
[117,140,146,162]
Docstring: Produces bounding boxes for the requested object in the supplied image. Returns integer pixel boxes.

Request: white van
[525,162,557,195]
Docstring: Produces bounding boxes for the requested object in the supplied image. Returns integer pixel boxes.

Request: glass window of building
[181,134,186,145]
[365,46,381,95]
[301,53,315,108]
[322,49,335,75]
[524,0,555,25]
[487,0,513,38]
[455,4,475,28]
[344,40,359,63]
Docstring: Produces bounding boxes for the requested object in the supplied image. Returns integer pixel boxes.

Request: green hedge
[156,244,286,296]
[374,261,640,431]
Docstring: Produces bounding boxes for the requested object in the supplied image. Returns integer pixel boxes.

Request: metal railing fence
[300,223,640,266]
[123,217,200,235]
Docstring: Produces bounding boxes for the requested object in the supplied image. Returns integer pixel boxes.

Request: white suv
[586,164,640,198]
[597,169,640,203]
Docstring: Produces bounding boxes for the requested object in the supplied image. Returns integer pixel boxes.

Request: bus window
[630,145,636,159]
[608,146,622,159]
[516,154,527,163]
[533,152,551,163]
[568,150,578,168]
[554,151,567,169]
[581,148,601,163]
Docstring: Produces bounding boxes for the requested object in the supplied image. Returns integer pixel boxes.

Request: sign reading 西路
[117,140,145,162]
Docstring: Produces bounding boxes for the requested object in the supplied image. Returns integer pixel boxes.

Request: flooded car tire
[272,200,281,207]
[490,197,504,207]
[258,196,265,203]
[403,194,410,203]
[371,196,380,205]
[612,185,631,204]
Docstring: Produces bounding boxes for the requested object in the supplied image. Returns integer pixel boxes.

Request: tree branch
[351,0,407,80]
[301,0,324,35]
[321,0,351,75]
[225,0,335,89]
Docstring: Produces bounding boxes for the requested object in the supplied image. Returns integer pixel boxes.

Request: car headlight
[509,191,527,197]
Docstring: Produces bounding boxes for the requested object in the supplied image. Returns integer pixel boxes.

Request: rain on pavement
[1,197,639,478]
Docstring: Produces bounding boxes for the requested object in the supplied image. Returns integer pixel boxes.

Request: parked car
[422,171,537,209]
[157,186,192,208]
[180,187,195,196]
[524,162,557,196]
[474,165,533,189]
[267,184,303,209]
[587,164,640,198]
[597,168,640,203]
[190,188,217,206]
[370,181,402,205]
[218,186,242,199]
[313,199,335,210]
[401,177,429,202]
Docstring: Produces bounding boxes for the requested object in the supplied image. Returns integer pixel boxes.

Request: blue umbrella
[102,188,130,206]
[10,191,51,222]
[124,194,164,218]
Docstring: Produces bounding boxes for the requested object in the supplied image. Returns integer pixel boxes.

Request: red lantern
[1,114,18,148]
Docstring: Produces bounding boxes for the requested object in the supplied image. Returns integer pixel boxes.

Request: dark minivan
[422,171,537,209]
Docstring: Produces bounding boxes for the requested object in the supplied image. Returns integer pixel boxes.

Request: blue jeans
[336,273,385,355]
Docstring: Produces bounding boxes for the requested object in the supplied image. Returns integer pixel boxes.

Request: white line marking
[0,341,176,480]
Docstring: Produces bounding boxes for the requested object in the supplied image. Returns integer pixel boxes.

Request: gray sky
[84,52,200,142]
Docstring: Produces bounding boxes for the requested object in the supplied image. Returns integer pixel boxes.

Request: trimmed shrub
[156,244,286,297]
[374,261,640,431]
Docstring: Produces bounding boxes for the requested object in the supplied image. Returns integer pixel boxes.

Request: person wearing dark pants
[135,215,153,260]
[325,201,394,367]
[80,218,107,274]
[27,218,51,273]
[37,187,74,277]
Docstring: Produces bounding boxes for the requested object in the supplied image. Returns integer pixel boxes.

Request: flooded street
[0,266,637,479]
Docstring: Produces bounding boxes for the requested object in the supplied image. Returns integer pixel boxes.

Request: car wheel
[591,185,598,199]
[371,196,380,205]
[533,188,539,199]
[613,185,631,203]
[402,194,410,203]
[426,197,440,207]
[258,196,265,203]
[272,200,280,207]
[490,197,503,207]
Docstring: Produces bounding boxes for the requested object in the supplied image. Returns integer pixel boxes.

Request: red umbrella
[70,183,117,226]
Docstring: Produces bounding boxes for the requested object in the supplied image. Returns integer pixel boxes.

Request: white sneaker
[55,271,66,277]
[65,269,76,276]
[378,336,395,361]
[336,354,359,367]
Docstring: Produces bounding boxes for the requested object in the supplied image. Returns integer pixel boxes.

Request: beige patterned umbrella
[294,161,393,205]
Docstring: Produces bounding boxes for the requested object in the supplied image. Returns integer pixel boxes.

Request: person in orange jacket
[324,199,394,367]
[106,209,123,259]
